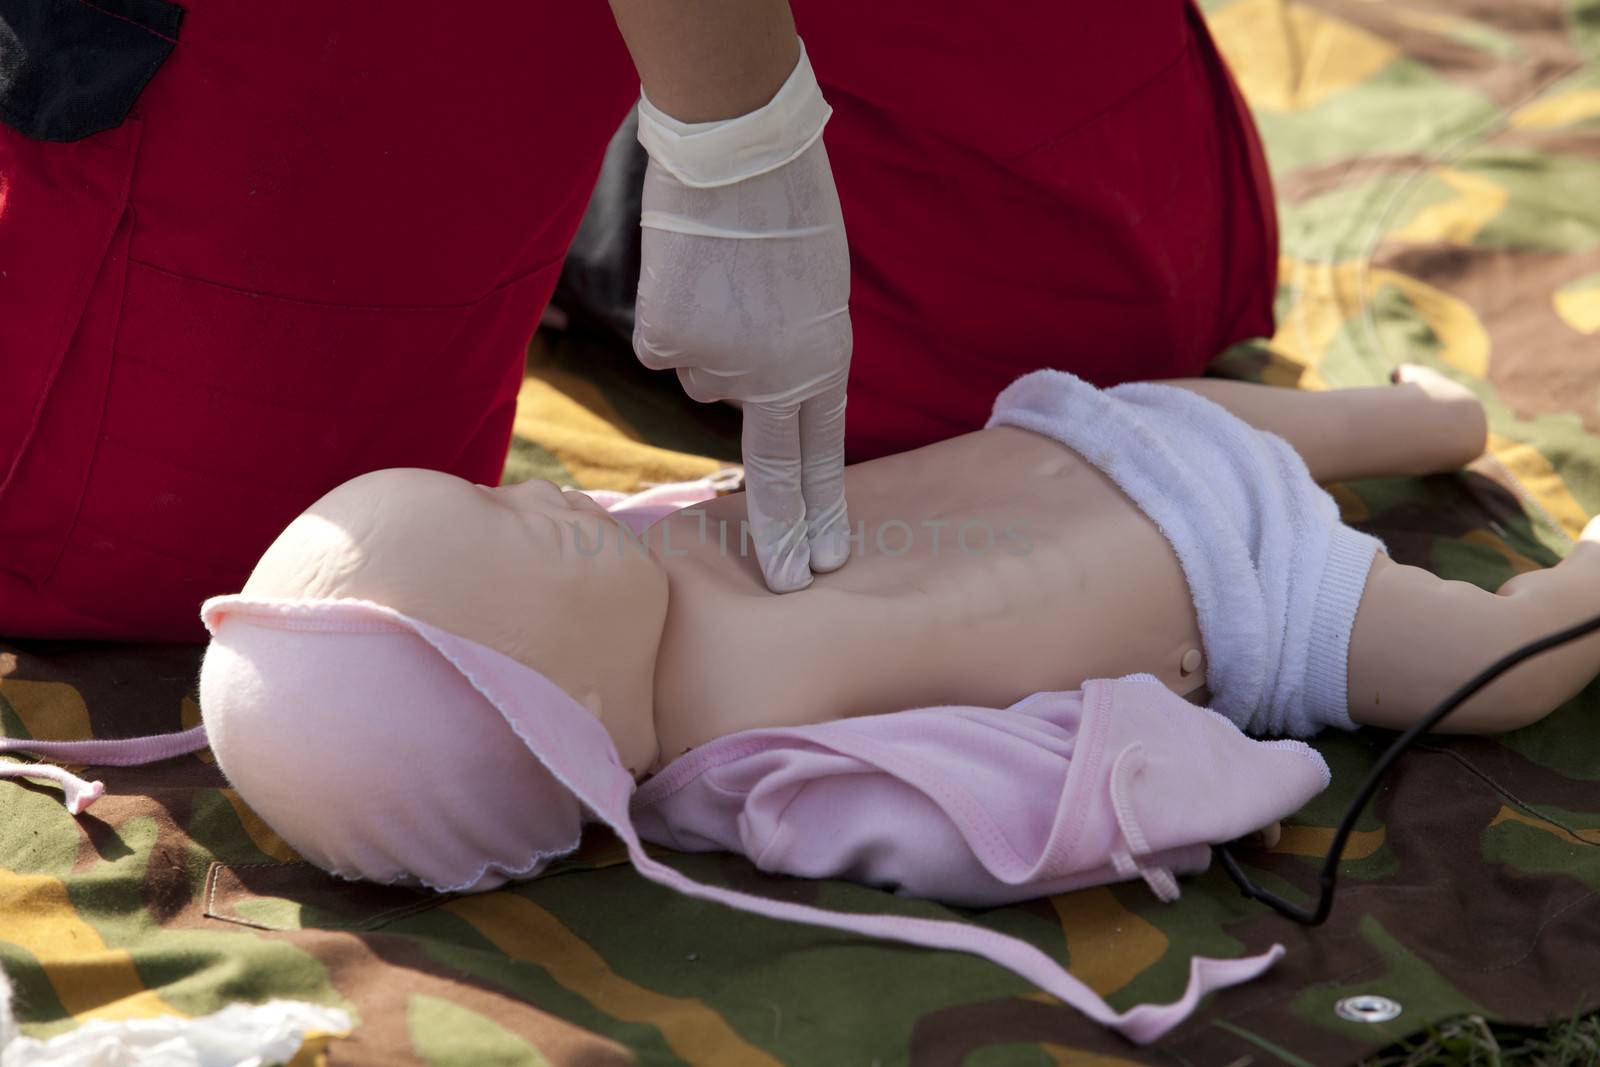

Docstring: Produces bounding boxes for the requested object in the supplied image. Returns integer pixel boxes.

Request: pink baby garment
[635,675,1329,909]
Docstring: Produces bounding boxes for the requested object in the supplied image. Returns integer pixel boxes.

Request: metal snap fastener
[1335,995,1402,1023]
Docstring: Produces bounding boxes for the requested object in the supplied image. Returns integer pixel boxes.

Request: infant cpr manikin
[15,366,1600,1042]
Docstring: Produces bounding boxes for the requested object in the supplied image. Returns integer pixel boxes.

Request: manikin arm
[1164,369,1488,483]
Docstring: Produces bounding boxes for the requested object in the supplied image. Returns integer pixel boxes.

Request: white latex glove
[633,41,851,593]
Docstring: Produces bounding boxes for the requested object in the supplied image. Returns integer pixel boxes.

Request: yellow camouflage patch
[445,892,782,1067]
[1047,887,1168,997]
[1488,805,1600,846]
[1553,274,1600,335]
[1486,433,1590,543]
[1388,167,1509,245]
[513,374,722,491]
[1271,824,1386,860]
[0,680,92,743]
[0,868,179,1023]
[1208,0,1399,112]
[1510,88,1600,130]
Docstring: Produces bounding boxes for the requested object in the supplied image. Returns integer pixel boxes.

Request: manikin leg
[1168,365,1598,733]
[1346,537,1600,732]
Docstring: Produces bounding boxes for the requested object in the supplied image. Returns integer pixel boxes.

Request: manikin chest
[647,427,1206,768]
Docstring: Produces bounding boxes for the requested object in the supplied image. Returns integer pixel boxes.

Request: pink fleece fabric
[635,676,1330,908]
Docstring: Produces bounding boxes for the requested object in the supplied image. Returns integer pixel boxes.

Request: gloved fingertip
[807,524,850,573]
[770,551,816,593]
[762,535,815,594]
[770,567,815,594]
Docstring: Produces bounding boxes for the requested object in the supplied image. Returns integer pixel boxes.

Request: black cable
[1215,608,1600,926]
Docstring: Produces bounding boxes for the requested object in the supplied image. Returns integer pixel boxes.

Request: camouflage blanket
[4,0,1600,1062]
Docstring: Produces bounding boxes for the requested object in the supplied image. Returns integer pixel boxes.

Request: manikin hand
[633,42,851,592]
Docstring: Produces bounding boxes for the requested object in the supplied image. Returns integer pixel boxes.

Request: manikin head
[240,468,670,776]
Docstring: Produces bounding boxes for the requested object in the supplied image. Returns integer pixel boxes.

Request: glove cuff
[635,39,832,189]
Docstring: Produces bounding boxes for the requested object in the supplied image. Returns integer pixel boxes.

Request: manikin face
[242,469,670,775]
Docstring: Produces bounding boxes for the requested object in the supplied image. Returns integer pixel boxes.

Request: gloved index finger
[798,377,850,573]
[740,400,813,593]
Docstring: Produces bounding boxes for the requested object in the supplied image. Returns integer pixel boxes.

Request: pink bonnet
[198,595,605,892]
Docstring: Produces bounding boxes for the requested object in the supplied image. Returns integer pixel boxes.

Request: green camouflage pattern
[4,0,1600,1061]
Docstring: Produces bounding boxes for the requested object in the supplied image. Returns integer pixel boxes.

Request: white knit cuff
[635,39,831,188]
[1300,526,1387,734]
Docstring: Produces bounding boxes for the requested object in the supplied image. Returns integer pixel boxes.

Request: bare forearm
[608,0,800,122]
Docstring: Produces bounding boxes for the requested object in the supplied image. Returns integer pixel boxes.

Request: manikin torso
[648,426,1206,770]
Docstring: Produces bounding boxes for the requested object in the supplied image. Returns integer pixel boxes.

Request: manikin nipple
[1179,647,1204,677]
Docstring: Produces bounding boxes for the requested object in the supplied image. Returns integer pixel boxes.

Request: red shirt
[0,0,1273,640]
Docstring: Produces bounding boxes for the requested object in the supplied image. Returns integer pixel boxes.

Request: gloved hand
[632,41,852,593]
